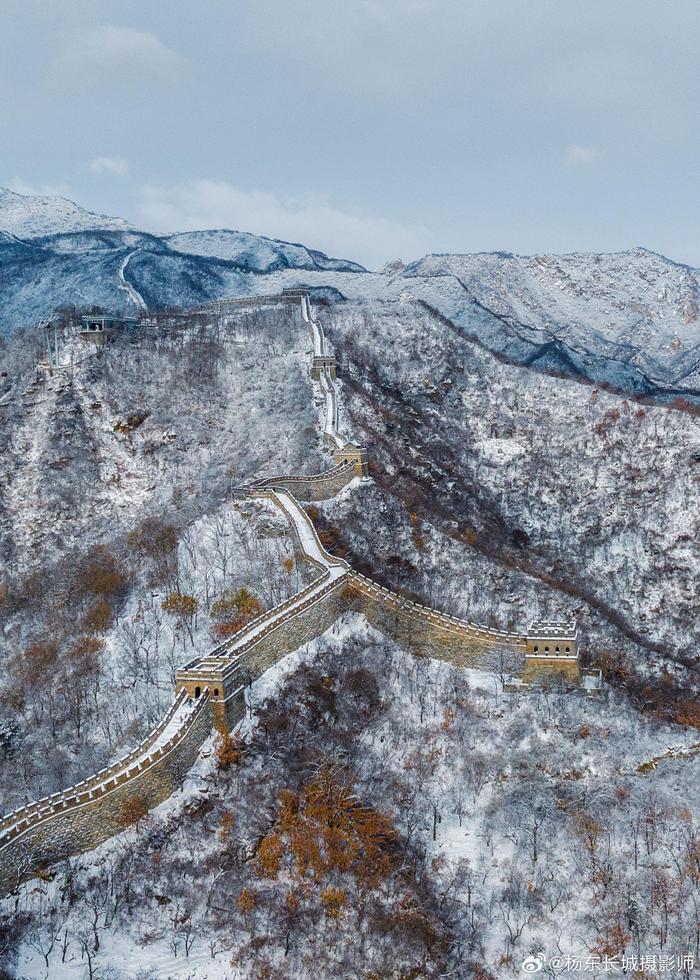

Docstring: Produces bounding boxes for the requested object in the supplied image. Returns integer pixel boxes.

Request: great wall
[0,290,594,896]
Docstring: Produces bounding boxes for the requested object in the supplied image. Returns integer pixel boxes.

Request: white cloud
[138,179,428,268]
[8,177,72,198]
[89,156,130,177]
[50,24,186,88]
[565,145,602,167]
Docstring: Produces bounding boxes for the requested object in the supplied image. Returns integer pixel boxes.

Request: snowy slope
[3,186,700,398]
[0,188,133,238]
[258,254,700,396]
[2,295,700,977]
[0,188,367,333]
[165,228,367,273]
[402,248,700,386]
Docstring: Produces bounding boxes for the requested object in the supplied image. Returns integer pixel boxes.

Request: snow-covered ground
[0,187,132,238]
[0,306,325,809]
[5,616,699,978]
[312,299,700,670]
[3,186,700,398]
[2,194,700,975]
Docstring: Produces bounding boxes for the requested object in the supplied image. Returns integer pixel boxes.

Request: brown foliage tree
[215,732,244,769]
[210,587,262,640]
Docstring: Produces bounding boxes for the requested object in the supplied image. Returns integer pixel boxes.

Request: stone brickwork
[233,580,351,684]
[0,693,213,896]
[0,292,579,896]
[181,578,352,733]
[345,573,527,675]
[192,291,304,316]
[248,461,359,501]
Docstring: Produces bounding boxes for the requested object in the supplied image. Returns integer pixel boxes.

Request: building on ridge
[80,313,139,344]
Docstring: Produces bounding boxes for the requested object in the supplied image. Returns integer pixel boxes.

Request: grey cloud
[1,0,699,267]
[49,24,187,89]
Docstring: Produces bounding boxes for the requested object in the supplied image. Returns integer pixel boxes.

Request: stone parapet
[0,291,577,897]
[0,693,213,896]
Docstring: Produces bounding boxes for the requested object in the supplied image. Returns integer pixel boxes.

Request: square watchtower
[523,620,580,684]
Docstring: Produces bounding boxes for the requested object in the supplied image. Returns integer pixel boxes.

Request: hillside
[0,293,699,976]
[0,188,133,238]
[5,625,700,978]
[257,250,700,400]
[165,229,367,274]
[1,189,700,976]
[0,188,366,334]
[3,188,700,405]
[402,249,700,388]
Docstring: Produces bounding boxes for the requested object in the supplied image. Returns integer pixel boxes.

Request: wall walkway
[0,288,542,894]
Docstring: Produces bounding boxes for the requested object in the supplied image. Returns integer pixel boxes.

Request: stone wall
[522,657,581,684]
[0,696,213,896]
[0,292,544,896]
[346,573,527,675]
[250,462,358,501]
[233,580,351,685]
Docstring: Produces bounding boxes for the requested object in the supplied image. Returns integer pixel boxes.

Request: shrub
[237,887,256,917]
[82,598,114,633]
[114,410,149,433]
[275,764,395,885]
[161,592,199,619]
[320,887,346,919]
[256,833,284,878]
[128,518,179,558]
[215,732,244,769]
[127,518,180,586]
[68,636,103,675]
[74,548,129,599]
[210,587,262,640]
[219,811,235,842]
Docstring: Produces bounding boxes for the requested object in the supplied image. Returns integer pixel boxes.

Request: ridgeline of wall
[346,573,526,674]
[0,692,213,895]
[247,461,358,501]
[0,288,532,895]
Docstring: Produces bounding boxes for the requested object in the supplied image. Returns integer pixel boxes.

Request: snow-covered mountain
[401,248,700,389]
[2,292,700,976]
[0,188,368,334]
[0,188,133,238]
[3,186,700,402]
[165,229,366,273]
[256,248,700,399]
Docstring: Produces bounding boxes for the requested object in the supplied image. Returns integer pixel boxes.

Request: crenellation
[0,293,586,897]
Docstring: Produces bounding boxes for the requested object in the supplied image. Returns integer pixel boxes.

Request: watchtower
[312,355,337,380]
[333,441,369,476]
[522,620,580,685]
[281,287,310,304]
[176,660,230,732]
[80,314,139,344]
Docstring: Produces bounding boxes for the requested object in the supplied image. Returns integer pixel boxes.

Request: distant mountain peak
[164,228,366,274]
[0,186,133,238]
[378,258,405,275]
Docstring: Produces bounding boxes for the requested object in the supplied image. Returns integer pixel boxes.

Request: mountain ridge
[3,186,700,401]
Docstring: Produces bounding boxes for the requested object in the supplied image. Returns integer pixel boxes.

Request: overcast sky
[1,0,699,268]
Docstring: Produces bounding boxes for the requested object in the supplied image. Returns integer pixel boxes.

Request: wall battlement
[0,292,578,895]
[0,692,213,896]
